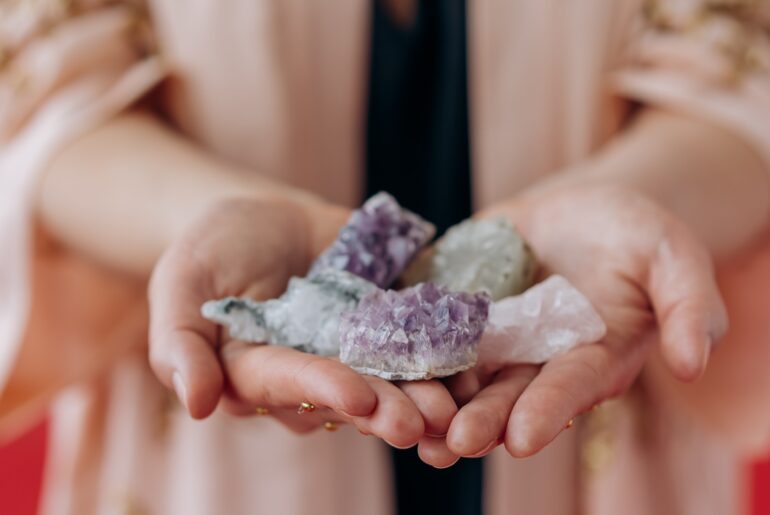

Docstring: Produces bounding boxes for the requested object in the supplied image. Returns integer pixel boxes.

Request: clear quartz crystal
[478,275,607,366]
[201,269,377,356]
[431,218,536,300]
[309,192,435,288]
[339,282,490,380]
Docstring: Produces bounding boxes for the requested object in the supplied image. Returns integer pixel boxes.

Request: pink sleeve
[0,2,165,402]
[613,0,770,167]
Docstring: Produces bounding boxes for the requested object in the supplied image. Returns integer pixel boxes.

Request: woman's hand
[148,196,457,447]
[417,182,728,466]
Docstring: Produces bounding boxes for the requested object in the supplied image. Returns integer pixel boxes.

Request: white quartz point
[478,275,607,366]
[201,269,377,356]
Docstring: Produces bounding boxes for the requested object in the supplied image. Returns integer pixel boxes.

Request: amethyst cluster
[339,282,490,380]
[309,192,435,288]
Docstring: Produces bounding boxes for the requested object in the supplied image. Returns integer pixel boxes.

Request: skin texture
[147,197,456,445]
[424,184,725,462]
[36,108,770,465]
[38,112,457,447]
[415,110,770,466]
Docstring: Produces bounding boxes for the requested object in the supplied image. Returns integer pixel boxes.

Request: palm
[425,184,727,463]
[191,200,310,302]
[514,184,660,378]
[148,199,314,415]
[149,197,459,445]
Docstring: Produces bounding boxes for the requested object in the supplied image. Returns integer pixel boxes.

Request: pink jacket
[1,1,770,514]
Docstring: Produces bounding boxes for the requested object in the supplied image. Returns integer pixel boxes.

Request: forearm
[535,109,770,258]
[36,111,341,275]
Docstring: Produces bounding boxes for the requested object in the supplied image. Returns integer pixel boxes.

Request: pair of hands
[147,181,727,467]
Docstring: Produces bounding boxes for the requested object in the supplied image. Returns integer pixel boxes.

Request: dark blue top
[365,1,483,514]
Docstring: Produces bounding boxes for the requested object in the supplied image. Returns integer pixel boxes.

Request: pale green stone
[430,218,536,300]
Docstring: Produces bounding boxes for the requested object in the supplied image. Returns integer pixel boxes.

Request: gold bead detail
[297,401,316,414]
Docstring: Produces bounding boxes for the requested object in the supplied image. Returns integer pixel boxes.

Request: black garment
[365,2,482,515]
[366,0,472,236]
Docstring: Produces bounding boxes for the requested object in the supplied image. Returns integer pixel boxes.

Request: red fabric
[0,420,768,514]
[0,420,47,515]
[752,455,770,515]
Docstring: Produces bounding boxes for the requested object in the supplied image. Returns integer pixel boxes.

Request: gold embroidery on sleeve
[643,0,770,83]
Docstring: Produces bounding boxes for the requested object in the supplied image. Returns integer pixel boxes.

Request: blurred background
[3,420,770,514]
[2,1,770,514]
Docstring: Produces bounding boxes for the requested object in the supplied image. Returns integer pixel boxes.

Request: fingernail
[172,371,188,410]
[433,458,460,469]
[701,343,711,370]
[467,437,503,458]
[385,440,414,450]
[708,313,728,345]
[467,442,496,458]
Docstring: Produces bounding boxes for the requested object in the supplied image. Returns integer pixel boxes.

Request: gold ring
[565,418,574,429]
[255,407,269,416]
[297,401,316,414]
[323,421,338,432]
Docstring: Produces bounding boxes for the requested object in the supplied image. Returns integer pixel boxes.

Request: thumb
[646,222,728,381]
[148,251,224,419]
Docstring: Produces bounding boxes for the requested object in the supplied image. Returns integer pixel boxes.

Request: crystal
[430,218,536,300]
[339,282,490,380]
[201,269,377,356]
[478,275,606,366]
[309,192,435,288]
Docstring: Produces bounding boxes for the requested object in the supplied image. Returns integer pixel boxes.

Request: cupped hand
[148,196,456,447]
[417,182,728,466]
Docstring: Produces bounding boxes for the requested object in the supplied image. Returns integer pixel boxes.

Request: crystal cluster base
[339,282,490,380]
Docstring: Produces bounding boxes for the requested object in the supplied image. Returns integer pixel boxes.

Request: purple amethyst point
[309,192,435,288]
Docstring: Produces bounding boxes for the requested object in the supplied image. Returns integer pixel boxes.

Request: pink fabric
[0,5,164,410]
[1,1,769,514]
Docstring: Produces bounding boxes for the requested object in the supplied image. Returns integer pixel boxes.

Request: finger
[648,224,728,381]
[221,342,377,417]
[506,342,648,458]
[446,366,537,457]
[417,437,460,469]
[269,411,348,434]
[442,370,482,407]
[352,376,425,449]
[222,399,348,434]
[148,252,223,419]
[396,380,458,437]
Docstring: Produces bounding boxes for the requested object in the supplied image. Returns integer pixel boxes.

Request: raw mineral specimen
[431,218,536,300]
[201,269,377,356]
[339,282,490,380]
[478,275,606,366]
[309,192,435,288]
